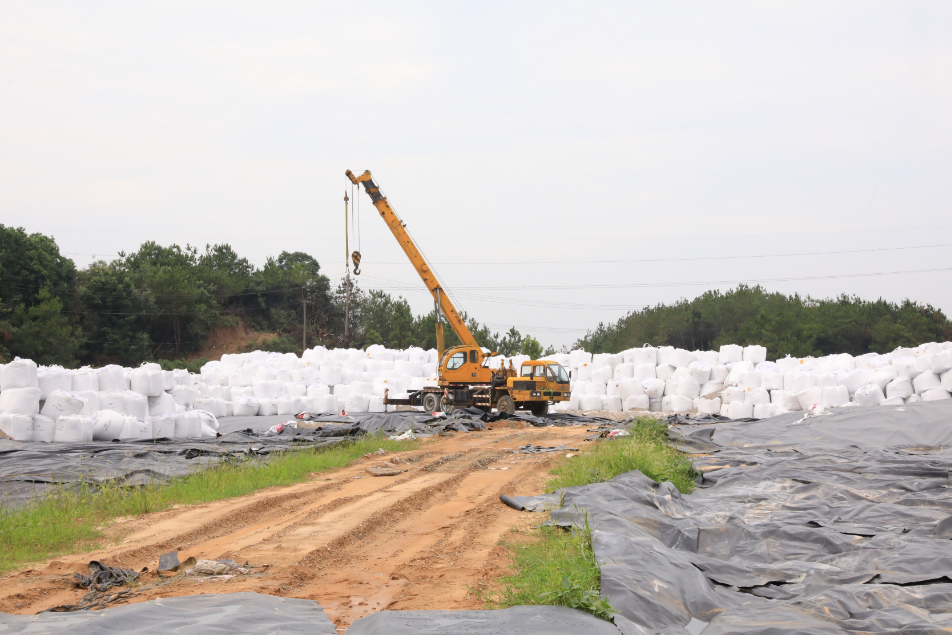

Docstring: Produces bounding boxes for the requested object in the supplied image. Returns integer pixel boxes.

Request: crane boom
[345,170,479,355]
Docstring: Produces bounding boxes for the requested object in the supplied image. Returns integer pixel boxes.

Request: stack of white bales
[0,358,220,443]
[550,341,952,418]
[202,344,440,419]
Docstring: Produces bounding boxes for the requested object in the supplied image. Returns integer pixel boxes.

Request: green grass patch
[489,416,696,620]
[0,435,417,575]
[547,417,696,495]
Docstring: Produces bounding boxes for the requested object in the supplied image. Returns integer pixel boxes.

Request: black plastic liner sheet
[0,592,337,634]
[512,400,952,634]
[345,604,626,634]
[0,411,487,509]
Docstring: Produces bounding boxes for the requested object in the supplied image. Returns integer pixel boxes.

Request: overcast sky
[1,1,950,349]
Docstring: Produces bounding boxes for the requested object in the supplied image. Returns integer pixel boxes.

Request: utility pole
[344,191,351,345]
[302,281,307,351]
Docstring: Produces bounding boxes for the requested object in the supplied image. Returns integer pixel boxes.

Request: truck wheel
[529,402,549,417]
[422,393,440,412]
[496,395,515,414]
[440,396,456,414]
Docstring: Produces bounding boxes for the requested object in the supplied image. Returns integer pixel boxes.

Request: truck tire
[496,395,515,414]
[422,393,440,412]
[440,396,456,414]
[529,402,549,417]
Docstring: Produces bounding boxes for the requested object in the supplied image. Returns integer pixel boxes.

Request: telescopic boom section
[345,170,479,352]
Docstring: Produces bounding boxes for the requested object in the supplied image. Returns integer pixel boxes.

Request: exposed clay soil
[192,320,277,361]
[0,426,596,631]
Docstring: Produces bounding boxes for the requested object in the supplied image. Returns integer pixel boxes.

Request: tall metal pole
[302,282,307,351]
[344,191,350,344]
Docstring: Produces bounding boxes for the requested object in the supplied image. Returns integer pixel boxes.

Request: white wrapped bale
[31,414,55,442]
[867,366,898,391]
[256,397,277,415]
[762,372,784,391]
[74,390,99,416]
[93,365,124,392]
[743,345,767,364]
[688,361,711,384]
[697,397,721,415]
[227,367,255,387]
[97,391,124,413]
[721,386,744,405]
[752,403,774,419]
[719,345,743,364]
[54,414,91,443]
[771,390,802,411]
[710,365,729,383]
[276,397,297,415]
[932,351,952,375]
[675,377,701,399]
[624,394,650,411]
[744,387,770,405]
[786,371,818,393]
[906,394,923,404]
[632,363,657,381]
[151,415,176,439]
[600,394,623,412]
[655,365,675,381]
[92,411,126,441]
[664,379,677,396]
[739,372,762,390]
[796,387,823,411]
[578,394,602,411]
[122,391,149,420]
[775,357,799,375]
[130,368,164,397]
[885,377,914,400]
[822,385,849,408]
[628,347,657,366]
[669,349,695,369]
[728,401,753,419]
[696,351,719,365]
[725,361,753,387]
[172,368,193,387]
[148,392,176,417]
[0,413,33,441]
[232,396,259,416]
[69,366,99,392]
[618,379,644,401]
[38,367,72,399]
[613,363,635,380]
[913,371,941,394]
[922,387,952,402]
[881,397,904,406]
[1,358,38,390]
[40,390,86,422]
[0,387,41,416]
[943,370,952,392]
[853,384,885,407]
[170,385,199,407]
[893,357,922,380]
[589,382,608,396]
[661,395,692,413]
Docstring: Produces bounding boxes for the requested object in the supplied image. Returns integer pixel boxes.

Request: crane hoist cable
[350,182,362,275]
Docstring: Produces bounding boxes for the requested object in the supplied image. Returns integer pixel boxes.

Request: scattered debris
[186,559,250,576]
[366,467,403,477]
[388,430,417,441]
[42,561,140,612]
[513,444,579,454]
[606,429,630,438]
[364,448,389,458]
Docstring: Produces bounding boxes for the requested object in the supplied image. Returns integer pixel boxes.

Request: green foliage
[0,224,76,310]
[497,327,523,357]
[547,417,697,494]
[520,335,544,359]
[493,523,613,621]
[0,435,418,575]
[574,285,952,358]
[8,288,83,367]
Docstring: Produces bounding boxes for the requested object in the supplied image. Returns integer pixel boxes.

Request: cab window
[533,365,546,377]
[521,365,533,377]
[469,350,478,364]
[447,352,466,370]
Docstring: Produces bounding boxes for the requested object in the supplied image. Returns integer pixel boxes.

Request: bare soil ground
[0,425,597,631]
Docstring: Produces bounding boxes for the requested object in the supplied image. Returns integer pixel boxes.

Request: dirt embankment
[192,320,278,361]
[0,426,593,631]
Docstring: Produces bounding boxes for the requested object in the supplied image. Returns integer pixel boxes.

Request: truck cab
[505,360,571,416]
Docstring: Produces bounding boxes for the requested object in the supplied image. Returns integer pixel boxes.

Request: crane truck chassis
[345,169,571,416]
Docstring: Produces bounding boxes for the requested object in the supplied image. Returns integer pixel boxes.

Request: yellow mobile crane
[345,169,571,415]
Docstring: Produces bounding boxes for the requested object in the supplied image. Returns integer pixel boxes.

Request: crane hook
[351,250,361,275]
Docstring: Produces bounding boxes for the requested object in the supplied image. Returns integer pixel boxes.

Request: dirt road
[0,424,595,631]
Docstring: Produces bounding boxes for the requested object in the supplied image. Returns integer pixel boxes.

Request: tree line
[572,284,952,359]
[0,224,548,368]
